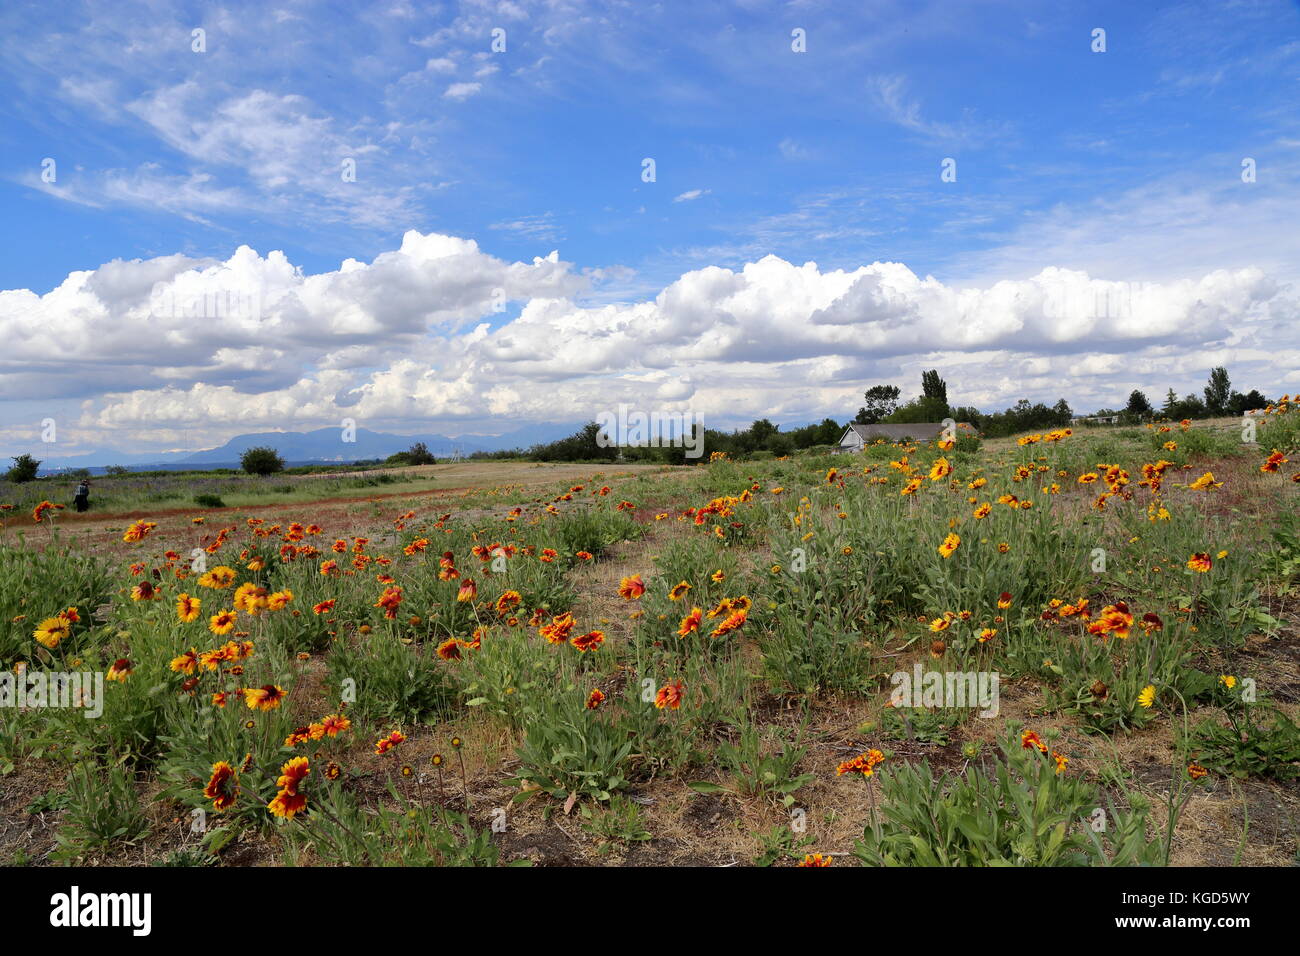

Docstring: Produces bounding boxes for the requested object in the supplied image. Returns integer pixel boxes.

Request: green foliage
[752,824,816,866]
[0,545,115,660]
[193,493,226,508]
[240,446,285,476]
[854,728,1164,866]
[1190,704,1300,781]
[690,721,814,806]
[879,706,965,746]
[510,686,633,804]
[6,454,40,483]
[294,782,522,866]
[327,634,459,724]
[579,794,652,853]
[52,762,150,861]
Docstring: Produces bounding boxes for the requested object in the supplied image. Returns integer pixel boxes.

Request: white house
[833,422,969,453]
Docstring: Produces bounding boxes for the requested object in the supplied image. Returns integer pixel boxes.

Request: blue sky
[2,0,1299,460]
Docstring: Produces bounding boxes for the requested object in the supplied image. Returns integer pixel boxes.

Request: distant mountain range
[30,424,587,475]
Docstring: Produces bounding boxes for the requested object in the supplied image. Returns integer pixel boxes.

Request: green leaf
[687,782,732,794]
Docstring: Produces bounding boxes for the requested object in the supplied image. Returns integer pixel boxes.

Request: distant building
[1070,415,1120,426]
[833,421,972,454]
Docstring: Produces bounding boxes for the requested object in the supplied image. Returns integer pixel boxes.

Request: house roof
[840,422,972,443]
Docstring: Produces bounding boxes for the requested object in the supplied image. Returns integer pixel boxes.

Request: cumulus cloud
[2,231,1295,454]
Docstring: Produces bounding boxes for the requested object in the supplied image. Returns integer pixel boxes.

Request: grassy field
[1,409,1297,867]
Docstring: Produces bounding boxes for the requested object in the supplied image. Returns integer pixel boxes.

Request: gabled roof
[839,422,971,443]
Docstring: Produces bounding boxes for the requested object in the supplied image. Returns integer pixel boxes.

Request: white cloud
[444,81,482,100]
[673,189,711,203]
[3,231,1294,455]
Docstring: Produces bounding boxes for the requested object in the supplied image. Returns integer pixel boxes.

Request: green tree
[406,442,437,465]
[886,395,950,424]
[1125,390,1153,419]
[749,419,778,444]
[240,446,285,476]
[6,454,40,483]
[1203,367,1231,416]
[856,384,901,424]
[921,369,948,405]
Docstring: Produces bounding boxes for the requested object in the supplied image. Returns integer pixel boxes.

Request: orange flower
[436,638,463,660]
[495,590,522,616]
[312,599,336,614]
[836,750,885,777]
[267,756,310,819]
[668,581,692,601]
[654,680,684,710]
[204,761,239,811]
[373,586,403,619]
[539,612,577,645]
[1261,449,1288,473]
[997,591,1012,609]
[1020,730,1048,753]
[617,574,647,600]
[122,519,158,543]
[797,854,833,867]
[585,689,606,710]
[1086,602,1133,641]
[1187,552,1212,573]
[457,578,477,602]
[570,630,605,652]
[710,608,747,638]
[317,714,351,737]
[375,730,405,755]
[677,606,704,637]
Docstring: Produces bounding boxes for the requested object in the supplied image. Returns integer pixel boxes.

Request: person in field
[73,478,90,513]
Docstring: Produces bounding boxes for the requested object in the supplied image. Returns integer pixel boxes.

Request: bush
[240,446,285,476]
[853,728,1164,866]
[406,442,437,465]
[6,453,40,483]
[193,493,226,508]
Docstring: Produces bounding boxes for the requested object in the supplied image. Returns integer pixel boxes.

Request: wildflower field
[2,408,1298,868]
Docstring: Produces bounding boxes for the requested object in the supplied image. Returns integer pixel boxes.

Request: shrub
[52,763,150,862]
[327,634,458,724]
[240,446,285,476]
[6,453,40,483]
[853,728,1164,866]
[193,493,226,508]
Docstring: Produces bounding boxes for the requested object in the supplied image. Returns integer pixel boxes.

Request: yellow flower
[937,532,960,559]
[1219,675,1237,689]
[1137,685,1156,708]
[34,616,71,649]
